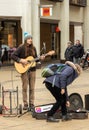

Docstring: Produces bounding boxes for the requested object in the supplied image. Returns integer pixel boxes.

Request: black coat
[72,44,84,58]
[64,46,73,61]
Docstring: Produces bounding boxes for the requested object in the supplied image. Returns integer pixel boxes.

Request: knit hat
[24,32,32,41]
[65,61,82,75]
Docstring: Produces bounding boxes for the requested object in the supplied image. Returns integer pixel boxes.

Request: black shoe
[47,116,59,122]
[30,104,35,112]
[62,115,72,121]
[23,104,28,110]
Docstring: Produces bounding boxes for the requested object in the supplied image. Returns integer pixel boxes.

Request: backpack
[41,63,66,78]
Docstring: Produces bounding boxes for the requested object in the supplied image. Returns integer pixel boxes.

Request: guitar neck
[29,53,49,62]
[27,51,54,63]
[27,57,39,63]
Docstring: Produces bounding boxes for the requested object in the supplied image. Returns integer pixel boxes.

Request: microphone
[43,42,46,53]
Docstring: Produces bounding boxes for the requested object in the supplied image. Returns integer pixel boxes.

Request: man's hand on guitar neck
[40,55,45,60]
[39,50,55,61]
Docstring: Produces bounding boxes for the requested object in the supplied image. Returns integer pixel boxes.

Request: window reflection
[0,21,17,64]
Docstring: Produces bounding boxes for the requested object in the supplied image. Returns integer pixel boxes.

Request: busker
[12,33,45,111]
[43,61,82,122]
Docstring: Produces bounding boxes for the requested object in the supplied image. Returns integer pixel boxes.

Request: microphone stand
[38,46,46,56]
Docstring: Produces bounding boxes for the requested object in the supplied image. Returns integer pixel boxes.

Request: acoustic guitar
[14,50,55,74]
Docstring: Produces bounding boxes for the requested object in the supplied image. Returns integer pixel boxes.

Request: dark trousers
[45,82,67,117]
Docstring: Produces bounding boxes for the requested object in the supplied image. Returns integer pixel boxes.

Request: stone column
[20,0,32,42]
[83,1,89,50]
[59,0,69,60]
[31,0,40,54]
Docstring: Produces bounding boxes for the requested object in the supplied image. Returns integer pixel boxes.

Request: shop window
[0,21,17,48]
[70,0,87,7]
[0,21,17,64]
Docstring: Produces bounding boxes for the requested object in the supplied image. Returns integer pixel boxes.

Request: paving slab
[0,66,89,130]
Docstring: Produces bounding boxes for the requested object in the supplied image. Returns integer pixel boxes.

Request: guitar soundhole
[27,60,31,63]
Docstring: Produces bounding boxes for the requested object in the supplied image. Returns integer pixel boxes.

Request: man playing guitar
[12,33,45,111]
[12,33,55,111]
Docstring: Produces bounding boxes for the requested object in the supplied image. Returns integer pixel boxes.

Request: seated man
[43,61,82,122]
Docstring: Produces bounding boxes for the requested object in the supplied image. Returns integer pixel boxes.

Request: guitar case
[32,93,88,120]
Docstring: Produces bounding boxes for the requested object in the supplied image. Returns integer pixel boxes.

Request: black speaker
[85,94,89,110]
[68,93,83,111]
[1,21,4,27]
[48,0,63,2]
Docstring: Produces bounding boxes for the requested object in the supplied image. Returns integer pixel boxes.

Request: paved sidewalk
[0,66,89,130]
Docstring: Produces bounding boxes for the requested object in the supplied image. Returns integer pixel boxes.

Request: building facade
[0,0,89,64]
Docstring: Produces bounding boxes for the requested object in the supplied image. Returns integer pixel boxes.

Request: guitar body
[14,56,36,74]
[14,50,55,74]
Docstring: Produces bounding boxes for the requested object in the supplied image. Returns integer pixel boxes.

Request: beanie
[24,32,32,41]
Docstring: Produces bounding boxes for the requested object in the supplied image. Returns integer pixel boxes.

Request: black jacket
[72,44,84,58]
[11,44,38,71]
[11,44,37,63]
[64,46,73,61]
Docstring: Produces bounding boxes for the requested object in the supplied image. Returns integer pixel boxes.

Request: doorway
[40,22,60,61]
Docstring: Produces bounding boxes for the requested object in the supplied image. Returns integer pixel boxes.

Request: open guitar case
[32,93,88,120]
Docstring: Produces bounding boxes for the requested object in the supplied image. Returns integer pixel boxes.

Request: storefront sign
[40,5,53,17]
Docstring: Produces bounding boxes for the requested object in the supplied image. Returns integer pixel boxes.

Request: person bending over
[43,61,82,122]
